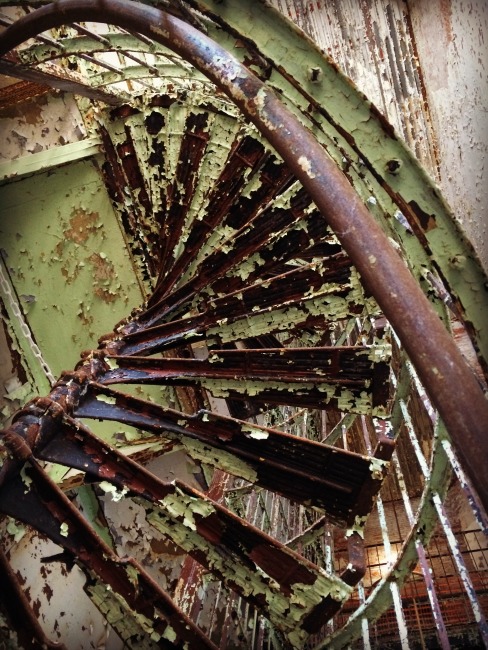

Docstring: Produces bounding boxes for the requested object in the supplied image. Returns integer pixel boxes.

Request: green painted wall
[0,159,143,377]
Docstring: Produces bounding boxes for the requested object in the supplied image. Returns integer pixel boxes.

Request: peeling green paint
[5,518,26,544]
[144,0,488,367]
[99,480,129,502]
[76,484,114,549]
[144,494,353,646]
[0,4,483,647]
[0,161,144,375]
[96,394,117,405]
[369,457,389,481]
[177,436,259,484]
[86,574,162,650]
[19,466,32,492]
[205,272,381,357]
[345,515,368,540]
[199,376,384,415]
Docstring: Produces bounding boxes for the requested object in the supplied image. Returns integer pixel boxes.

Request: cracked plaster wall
[0,90,87,162]
[409,0,488,273]
[271,0,487,272]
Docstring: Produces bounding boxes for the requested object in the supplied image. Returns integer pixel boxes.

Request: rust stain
[77,303,94,327]
[89,252,117,303]
[21,98,46,126]
[42,582,54,603]
[0,93,47,123]
[64,209,100,245]
[409,200,437,233]
[149,537,183,556]
[439,0,453,45]
[0,81,50,111]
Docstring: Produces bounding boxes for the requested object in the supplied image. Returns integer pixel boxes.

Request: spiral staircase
[0,2,487,648]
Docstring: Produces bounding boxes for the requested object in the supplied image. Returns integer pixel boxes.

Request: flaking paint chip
[248,430,269,440]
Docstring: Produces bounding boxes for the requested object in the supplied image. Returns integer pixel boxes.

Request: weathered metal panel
[75,381,393,525]
[268,0,440,177]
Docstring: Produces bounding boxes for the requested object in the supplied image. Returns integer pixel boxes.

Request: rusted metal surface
[0,178,394,648]
[75,382,393,526]
[1,0,485,512]
[3,0,487,366]
[0,56,124,106]
[0,79,50,109]
[0,374,379,646]
[93,346,390,414]
[121,256,364,349]
[187,0,488,374]
[0,446,219,648]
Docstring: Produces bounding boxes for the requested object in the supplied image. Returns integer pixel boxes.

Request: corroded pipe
[0,0,487,510]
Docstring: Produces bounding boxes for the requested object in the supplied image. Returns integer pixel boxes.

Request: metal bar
[335,315,361,347]
[0,14,127,78]
[395,405,475,647]
[400,399,430,478]
[376,496,410,650]
[173,469,230,622]
[115,27,197,72]
[0,57,124,105]
[74,383,393,525]
[0,255,55,387]
[72,22,159,73]
[94,359,389,416]
[2,0,482,504]
[357,582,372,650]
[1,14,157,94]
[321,413,357,445]
[72,21,112,46]
[441,438,488,536]
[0,409,356,646]
[0,137,102,182]
[147,188,332,318]
[285,516,326,550]
[321,428,452,649]
[432,492,488,647]
[118,258,360,354]
[98,346,390,387]
[362,416,410,649]
[392,452,451,650]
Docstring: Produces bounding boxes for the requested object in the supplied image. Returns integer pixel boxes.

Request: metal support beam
[0,57,124,105]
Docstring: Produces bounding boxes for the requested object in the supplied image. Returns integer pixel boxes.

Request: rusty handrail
[0,0,487,511]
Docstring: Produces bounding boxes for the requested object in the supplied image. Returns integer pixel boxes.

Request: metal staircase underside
[0,1,487,648]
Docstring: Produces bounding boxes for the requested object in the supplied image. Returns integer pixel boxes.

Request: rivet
[308,67,322,83]
[385,158,402,175]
